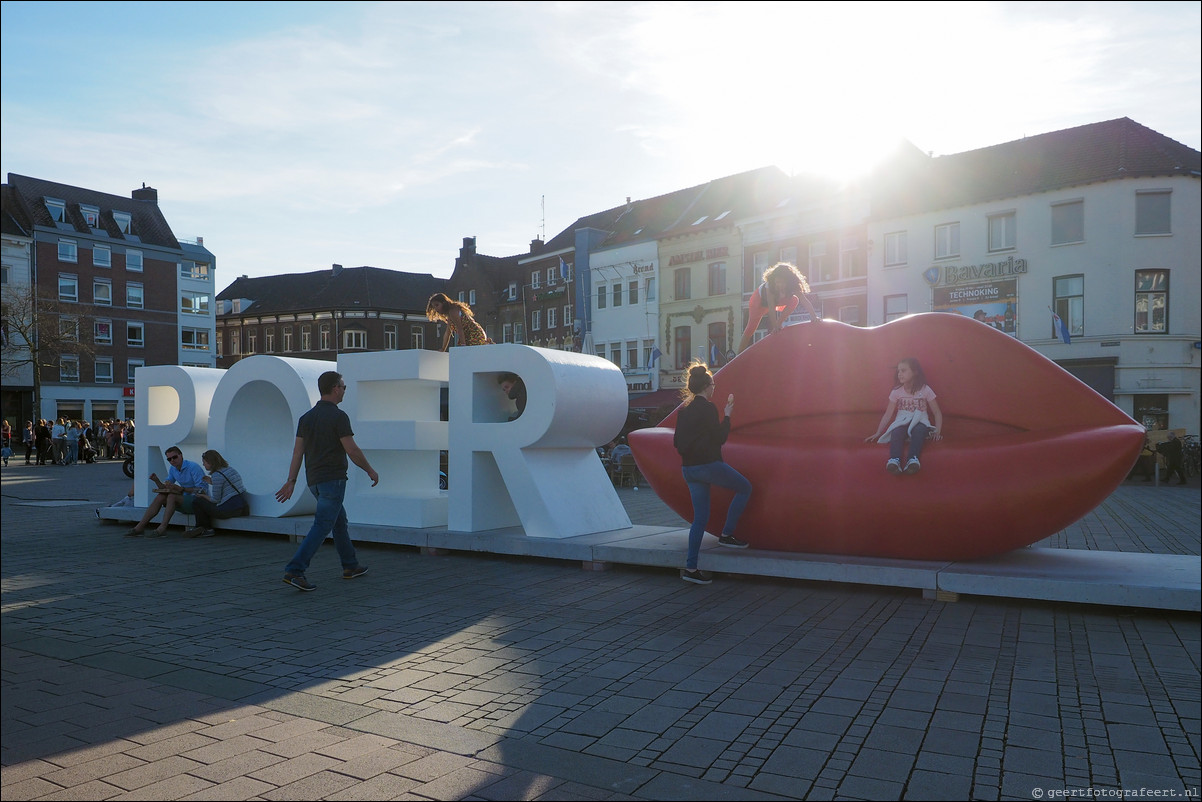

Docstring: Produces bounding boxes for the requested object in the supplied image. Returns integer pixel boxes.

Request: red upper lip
[630,314,1144,560]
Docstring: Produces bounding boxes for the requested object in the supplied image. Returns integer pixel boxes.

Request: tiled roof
[1,183,33,238]
[877,118,1200,216]
[5,173,182,249]
[216,266,448,316]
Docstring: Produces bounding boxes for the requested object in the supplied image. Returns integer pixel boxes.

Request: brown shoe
[185,526,207,538]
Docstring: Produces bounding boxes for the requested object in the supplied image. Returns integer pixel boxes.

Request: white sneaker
[904,458,921,475]
[886,458,902,475]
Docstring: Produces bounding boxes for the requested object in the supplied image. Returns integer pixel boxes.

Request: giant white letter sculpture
[207,355,332,516]
[340,349,450,527]
[133,365,224,507]
[448,344,631,538]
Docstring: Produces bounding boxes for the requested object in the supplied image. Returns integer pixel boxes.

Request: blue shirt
[168,459,206,491]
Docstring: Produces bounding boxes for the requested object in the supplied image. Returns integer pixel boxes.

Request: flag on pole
[649,345,662,367]
[1052,310,1071,344]
[559,257,569,281]
[709,342,720,366]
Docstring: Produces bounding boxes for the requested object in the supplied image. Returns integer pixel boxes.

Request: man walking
[275,371,378,591]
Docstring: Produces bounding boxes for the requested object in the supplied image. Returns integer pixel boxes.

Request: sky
[2,1,1199,288]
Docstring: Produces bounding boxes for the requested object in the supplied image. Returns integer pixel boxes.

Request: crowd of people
[1,417,135,467]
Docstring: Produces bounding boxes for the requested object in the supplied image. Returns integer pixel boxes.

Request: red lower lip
[629,315,1144,561]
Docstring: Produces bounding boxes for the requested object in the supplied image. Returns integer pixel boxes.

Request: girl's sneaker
[886,458,902,474]
[904,458,922,474]
[680,569,713,585]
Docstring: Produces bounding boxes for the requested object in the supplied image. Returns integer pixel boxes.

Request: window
[81,205,101,227]
[93,245,112,268]
[301,325,311,351]
[1054,275,1084,338]
[780,246,798,266]
[547,307,557,328]
[469,289,477,305]
[125,250,143,271]
[319,324,330,350]
[629,280,639,305]
[246,329,257,353]
[1051,200,1084,245]
[1135,190,1171,235]
[215,330,222,356]
[181,291,210,315]
[95,359,113,384]
[508,282,518,301]
[839,235,864,277]
[610,344,621,367]
[113,211,132,235]
[126,282,143,309]
[547,267,556,286]
[503,323,513,343]
[708,262,726,296]
[384,324,397,350]
[674,326,691,370]
[531,271,540,289]
[514,322,524,344]
[283,326,293,351]
[613,282,622,307]
[884,294,908,323]
[127,359,144,384]
[838,306,860,325]
[182,327,210,351]
[645,278,655,301]
[343,330,366,349]
[1134,270,1168,333]
[809,241,827,282]
[597,284,607,310]
[60,316,79,341]
[265,329,275,353]
[59,274,78,303]
[94,278,112,306]
[884,231,908,266]
[674,268,691,300]
[643,339,655,367]
[127,323,144,347]
[229,331,239,355]
[411,326,424,349]
[531,309,541,331]
[60,355,79,383]
[45,199,66,222]
[935,223,960,259]
[563,305,572,329]
[58,239,78,262]
[708,322,727,363]
[95,320,113,345]
[988,212,1016,252]
[180,261,211,280]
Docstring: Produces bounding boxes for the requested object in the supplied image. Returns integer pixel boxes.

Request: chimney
[461,236,476,254]
[131,183,158,203]
[626,197,631,205]
[332,263,343,276]
[530,238,544,254]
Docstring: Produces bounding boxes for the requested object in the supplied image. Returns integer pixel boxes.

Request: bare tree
[1,283,96,414]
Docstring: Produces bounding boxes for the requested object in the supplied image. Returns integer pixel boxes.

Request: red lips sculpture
[628,314,1145,561]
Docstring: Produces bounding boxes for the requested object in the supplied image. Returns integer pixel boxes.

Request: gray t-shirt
[297,400,354,486]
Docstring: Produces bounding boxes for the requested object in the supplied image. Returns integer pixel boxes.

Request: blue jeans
[682,461,752,569]
[889,423,931,462]
[286,480,359,576]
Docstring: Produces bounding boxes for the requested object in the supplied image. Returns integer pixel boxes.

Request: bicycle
[1182,434,1200,479]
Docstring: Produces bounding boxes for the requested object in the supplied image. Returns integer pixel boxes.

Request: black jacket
[673,396,729,466]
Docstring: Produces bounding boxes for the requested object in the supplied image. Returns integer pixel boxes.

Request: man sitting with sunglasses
[124,445,206,538]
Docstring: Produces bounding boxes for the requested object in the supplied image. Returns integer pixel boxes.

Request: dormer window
[45,198,66,223]
[81,205,101,228]
[508,282,518,301]
[113,211,132,235]
[692,216,708,226]
[714,210,731,221]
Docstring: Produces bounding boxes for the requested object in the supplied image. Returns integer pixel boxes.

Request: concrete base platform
[97,506,1201,612]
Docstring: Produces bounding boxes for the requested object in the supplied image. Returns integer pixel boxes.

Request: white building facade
[866,132,1199,432]
[589,241,660,394]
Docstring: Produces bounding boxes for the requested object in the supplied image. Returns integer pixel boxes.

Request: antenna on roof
[540,195,545,241]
